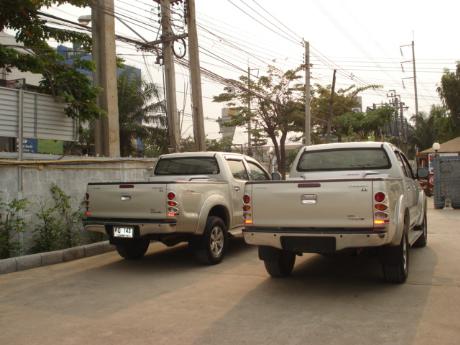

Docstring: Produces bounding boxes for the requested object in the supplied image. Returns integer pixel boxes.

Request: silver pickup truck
[243,142,427,283]
[83,152,270,265]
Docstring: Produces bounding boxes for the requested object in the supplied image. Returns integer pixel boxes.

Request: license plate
[113,226,134,238]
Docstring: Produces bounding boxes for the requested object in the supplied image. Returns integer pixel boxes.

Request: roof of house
[420,136,460,154]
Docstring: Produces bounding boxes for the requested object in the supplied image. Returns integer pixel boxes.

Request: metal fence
[0,86,77,142]
[433,155,460,209]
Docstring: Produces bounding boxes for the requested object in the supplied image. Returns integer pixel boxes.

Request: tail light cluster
[84,193,91,217]
[243,194,252,225]
[373,192,389,228]
[167,192,179,217]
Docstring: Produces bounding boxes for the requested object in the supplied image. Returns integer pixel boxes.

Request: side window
[247,161,270,181]
[400,153,415,179]
[395,152,409,178]
[227,160,249,180]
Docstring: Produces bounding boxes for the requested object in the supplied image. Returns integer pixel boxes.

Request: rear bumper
[83,218,177,237]
[243,227,390,252]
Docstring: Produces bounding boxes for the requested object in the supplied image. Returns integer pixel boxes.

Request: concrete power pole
[411,41,419,117]
[160,0,180,152]
[304,40,311,146]
[327,69,337,141]
[186,0,206,151]
[247,67,252,156]
[92,0,120,157]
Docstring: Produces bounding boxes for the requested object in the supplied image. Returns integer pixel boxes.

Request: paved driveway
[1,202,459,345]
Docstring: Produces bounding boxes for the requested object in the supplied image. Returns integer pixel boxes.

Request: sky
[45,0,460,145]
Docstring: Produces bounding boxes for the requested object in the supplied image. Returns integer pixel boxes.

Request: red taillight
[167,192,175,200]
[168,201,177,207]
[374,192,386,203]
[84,211,92,217]
[375,203,388,211]
[243,195,251,204]
[243,205,251,211]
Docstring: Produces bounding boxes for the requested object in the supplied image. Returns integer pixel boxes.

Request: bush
[0,198,28,259]
[31,184,82,253]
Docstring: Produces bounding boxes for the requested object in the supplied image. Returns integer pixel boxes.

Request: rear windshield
[155,157,220,175]
[297,148,391,172]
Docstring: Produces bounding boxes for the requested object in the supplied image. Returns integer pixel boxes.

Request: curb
[0,241,115,275]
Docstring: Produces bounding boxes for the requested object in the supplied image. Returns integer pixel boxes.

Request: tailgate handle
[301,194,317,205]
[121,195,132,201]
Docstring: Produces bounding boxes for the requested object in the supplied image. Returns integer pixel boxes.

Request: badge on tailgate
[301,194,317,205]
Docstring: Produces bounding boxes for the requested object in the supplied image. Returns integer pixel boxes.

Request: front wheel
[116,238,150,260]
[193,216,227,265]
[263,249,296,278]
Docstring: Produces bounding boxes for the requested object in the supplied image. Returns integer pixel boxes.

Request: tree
[309,83,381,141]
[334,105,394,141]
[214,66,304,178]
[437,62,460,133]
[0,0,103,121]
[117,70,167,157]
[409,105,456,152]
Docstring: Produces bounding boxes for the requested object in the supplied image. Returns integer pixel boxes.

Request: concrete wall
[0,158,156,251]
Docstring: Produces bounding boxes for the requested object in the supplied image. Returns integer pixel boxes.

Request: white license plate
[113,226,134,238]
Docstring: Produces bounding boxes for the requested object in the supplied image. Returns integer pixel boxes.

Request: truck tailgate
[250,180,374,228]
[87,183,167,219]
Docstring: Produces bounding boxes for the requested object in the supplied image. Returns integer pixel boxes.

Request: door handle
[233,186,240,192]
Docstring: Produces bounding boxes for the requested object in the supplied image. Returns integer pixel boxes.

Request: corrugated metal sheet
[0,86,77,141]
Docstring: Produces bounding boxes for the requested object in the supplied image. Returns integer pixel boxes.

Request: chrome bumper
[243,227,390,252]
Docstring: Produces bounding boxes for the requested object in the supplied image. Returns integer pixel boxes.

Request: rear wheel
[193,216,227,265]
[263,249,296,278]
[434,197,445,209]
[116,238,150,260]
[451,200,460,209]
[381,227,409,284]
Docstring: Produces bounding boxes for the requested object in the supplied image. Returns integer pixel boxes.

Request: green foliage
[0,198,28,259]
[117,70,167,156]
[409,106,457,152]
[310,83,382,140]
[0,0,103,122]
[205,137,234,152]
[214,65,304,177]
[31,184,82,253]
[437,63,460,133]
[334,106,394,141]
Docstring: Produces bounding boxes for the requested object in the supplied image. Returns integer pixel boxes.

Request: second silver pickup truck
[243,142,427,283]
[84,152,270,265]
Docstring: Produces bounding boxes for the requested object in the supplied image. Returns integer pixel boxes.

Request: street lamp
[432,142,441,153]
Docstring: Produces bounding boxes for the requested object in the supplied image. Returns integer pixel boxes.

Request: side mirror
[417,167,429,179]
[271,172,282,180]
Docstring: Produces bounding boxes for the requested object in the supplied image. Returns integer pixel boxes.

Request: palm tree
[117,70,167,157]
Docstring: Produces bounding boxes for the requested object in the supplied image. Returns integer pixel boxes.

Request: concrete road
[1,202,460,345]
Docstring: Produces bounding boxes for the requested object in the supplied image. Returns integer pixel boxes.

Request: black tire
[116,238,150,260]
[193,216,227,265]
[434,198,445,210]
[381,227,409,284]
[263,249,296,278]
[451,201,460,210]
[413,212,428,248]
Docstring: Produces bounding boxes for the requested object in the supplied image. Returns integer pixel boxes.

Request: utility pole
[160,0,180,152]
[411,41,419,116]
[401,40,419,117]
[247,66,252,156]
[303,40,311,145]
[186,0,206,151]
[327,69,337,141]
[91,0,120,157]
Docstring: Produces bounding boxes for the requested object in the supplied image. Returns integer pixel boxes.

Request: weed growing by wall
[0,198,28,259]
